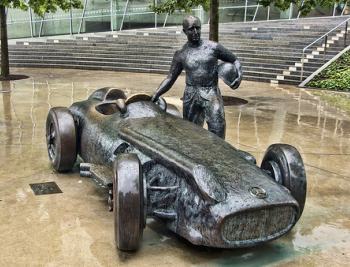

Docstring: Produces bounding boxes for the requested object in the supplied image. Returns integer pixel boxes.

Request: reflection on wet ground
[0,68,349,266]
[222,96,249,106]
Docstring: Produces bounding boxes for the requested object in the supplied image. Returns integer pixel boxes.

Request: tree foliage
[0,0,82,16]
[151,0,349,17]
[150,0,219,41]
[259,0,349,16]
[150,0,209,14]
[0,0,82,78]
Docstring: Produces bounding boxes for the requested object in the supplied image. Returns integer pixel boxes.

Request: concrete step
[9,62,169,74]
[9,60,292,81]
[7,17,348,85]
[8,56,324,76]
[10,42,344,55]
[8,48,339,65]
[4,58,280,72]
[7,52,327,69]
[12,40,345,53]
[7,50,318,62]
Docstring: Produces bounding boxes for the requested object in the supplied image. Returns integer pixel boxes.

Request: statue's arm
[152,51,183,102]
[217,44,243,89]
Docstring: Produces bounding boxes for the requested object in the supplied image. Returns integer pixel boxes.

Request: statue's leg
[183,88,205,126]
[205,95,226,139]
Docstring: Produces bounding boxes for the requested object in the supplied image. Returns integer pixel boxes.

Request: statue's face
[183,17,201,44]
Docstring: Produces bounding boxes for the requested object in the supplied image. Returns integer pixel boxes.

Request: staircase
[7,16,350,85]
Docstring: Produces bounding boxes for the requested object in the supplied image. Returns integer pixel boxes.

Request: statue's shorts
[183,85,226,139]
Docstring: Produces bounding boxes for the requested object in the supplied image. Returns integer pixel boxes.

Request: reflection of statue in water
[152,15,242,139]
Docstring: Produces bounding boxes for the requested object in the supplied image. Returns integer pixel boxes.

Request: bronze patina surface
[44,81,305,251]
[152,16,243,139]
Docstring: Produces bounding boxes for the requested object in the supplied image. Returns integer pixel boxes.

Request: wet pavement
[0,68,349,266]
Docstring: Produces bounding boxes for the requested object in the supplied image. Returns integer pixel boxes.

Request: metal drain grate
[30,182,63,195]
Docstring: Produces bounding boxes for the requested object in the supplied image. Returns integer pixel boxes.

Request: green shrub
[307,51,350,91]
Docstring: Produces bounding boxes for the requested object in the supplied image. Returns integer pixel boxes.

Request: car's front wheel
[113,153,144,251]
[46,107,77,172]
[261,144,307,219]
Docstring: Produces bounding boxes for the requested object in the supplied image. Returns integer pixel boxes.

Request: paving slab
[0,68,349,266]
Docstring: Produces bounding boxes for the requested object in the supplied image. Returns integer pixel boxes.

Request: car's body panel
[119,113,298,206]
[65,89,302,249]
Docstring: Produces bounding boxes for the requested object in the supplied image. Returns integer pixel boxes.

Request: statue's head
[183,15,201,44]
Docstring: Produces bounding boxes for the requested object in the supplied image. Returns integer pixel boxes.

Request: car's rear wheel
[261,144,307,219]
[113,153,144,251]
[46,107,77,172]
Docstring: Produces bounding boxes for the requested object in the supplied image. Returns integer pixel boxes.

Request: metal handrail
[252,3,260,21]
[300,16,350,81]
[341,3,348,15]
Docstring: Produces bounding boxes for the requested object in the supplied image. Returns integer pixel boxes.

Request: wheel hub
[47,123,57,160]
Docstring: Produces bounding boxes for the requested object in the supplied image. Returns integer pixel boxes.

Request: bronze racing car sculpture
[45,87,307,252]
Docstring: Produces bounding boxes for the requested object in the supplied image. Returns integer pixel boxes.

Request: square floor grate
[30,182,63,195]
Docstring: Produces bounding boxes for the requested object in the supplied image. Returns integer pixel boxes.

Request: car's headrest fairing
[89,87,127,102]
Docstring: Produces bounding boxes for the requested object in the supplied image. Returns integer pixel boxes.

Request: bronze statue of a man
[152,15,242,139]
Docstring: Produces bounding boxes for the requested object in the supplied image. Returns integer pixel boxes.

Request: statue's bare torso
[173,40,236,87]
[179,40,219,87]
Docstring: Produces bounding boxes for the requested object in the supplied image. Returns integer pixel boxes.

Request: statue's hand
[230,73,242,89]
[151,93,159,103]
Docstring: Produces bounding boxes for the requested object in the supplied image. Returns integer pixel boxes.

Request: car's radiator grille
[221,206,295,242]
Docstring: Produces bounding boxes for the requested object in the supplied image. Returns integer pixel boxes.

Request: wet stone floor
[0,68,349,267]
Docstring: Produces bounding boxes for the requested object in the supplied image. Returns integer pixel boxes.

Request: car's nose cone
[220,204,296,246]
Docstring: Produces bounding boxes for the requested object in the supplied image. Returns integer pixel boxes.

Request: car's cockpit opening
[95,102,119,115]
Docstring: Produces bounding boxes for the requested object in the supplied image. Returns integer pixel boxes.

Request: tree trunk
[0,5,9,78]
[209,0,219,42]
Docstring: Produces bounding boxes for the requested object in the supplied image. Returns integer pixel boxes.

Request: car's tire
[261,144,307,219]
[166,104,182,118]
[46,107,77,172]
[114,153,144,251]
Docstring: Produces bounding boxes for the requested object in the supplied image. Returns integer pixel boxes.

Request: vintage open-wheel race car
[45,87,307,251]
